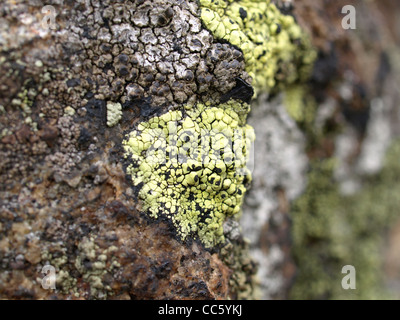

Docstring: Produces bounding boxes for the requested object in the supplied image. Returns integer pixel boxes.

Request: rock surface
[1,0,400,300]
[241,0,400,299]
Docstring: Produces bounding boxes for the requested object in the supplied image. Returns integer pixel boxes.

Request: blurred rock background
[242,0,400,299]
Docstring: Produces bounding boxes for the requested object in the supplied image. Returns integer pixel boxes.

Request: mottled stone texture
[1,0,400,300]
[0,0,255,299]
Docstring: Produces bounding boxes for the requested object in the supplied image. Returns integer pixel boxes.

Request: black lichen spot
[341,84,370,134]
[118,54,129,64]
[100,43,112,53]
[154,7,174,26]
[257,50,267,60]
[275,23,281,34]
[133,181,144,195]
[220,77,254,104]
[66,78,80,87]
[103,62,114,74]
[82,25,96,40]
[77,127,92,150]
[165,7,174,20]
[118,66,130,77]
[84,91,94,100]
[173,41,183,54]
[85,99,106,123]
[239,7,247,20]
[164,171,171,180]
[144,73,154,83]
[139,97,159,117]
[276,2,294,16]
[184,70,194,82]
[375,51,391,96]
[310,49,338,89]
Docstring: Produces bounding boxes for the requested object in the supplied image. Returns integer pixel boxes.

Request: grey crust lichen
[106,102,122,127]
[74,237,120,299]
[61,0,251,111]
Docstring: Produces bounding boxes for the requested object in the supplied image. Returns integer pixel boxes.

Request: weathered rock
[0,0,258,299]
[1,0,400,300]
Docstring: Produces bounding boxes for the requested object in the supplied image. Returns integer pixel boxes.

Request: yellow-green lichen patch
[74,238,120,299]
[200,0,316,95]
[123,101,255,248]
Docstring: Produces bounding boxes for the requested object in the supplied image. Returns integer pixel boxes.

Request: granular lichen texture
[123,102,255,248]
[3,0,398,301]
[199,0,316,94]
[106,101,122,127]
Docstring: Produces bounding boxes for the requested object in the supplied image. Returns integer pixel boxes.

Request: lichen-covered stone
[2,0,399,301]
[199,0,316,95]
[0,0,251,299]
[123,102,255,248]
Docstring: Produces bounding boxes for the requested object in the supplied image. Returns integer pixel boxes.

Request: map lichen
[123,101,255,248]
